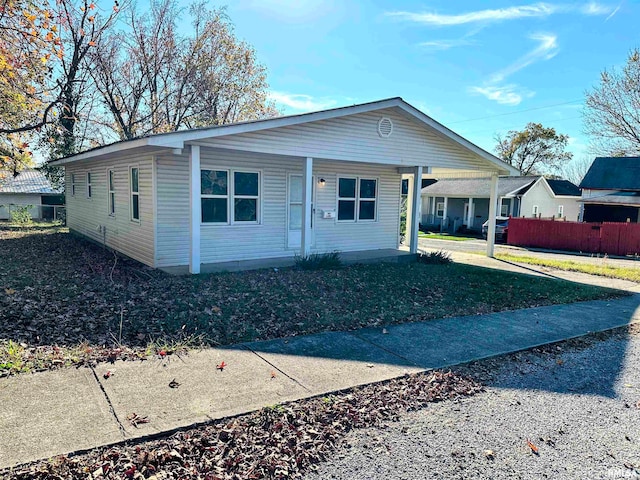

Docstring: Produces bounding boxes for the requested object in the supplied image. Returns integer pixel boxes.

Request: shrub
[294,251,342,270]
[9,205,33,225]
[417,250,452,265]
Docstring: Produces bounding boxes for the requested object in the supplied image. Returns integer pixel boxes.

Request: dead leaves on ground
[2,371,483,480]
[126,413,150,428]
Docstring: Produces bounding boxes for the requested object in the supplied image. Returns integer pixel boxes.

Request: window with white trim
[337,177,377,221]
[108,169,115,216]
[532,205,539,216]
[71,173,76,196]
[86,172,92,198]
[500,200,509,217]
[201,169,260,224]
[436,202,445,218]
[558,205,564,217]
[130,167,139,221]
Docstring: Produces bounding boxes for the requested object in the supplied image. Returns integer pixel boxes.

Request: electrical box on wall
[322,210,336,219]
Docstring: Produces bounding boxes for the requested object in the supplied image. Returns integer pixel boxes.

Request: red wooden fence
[507,218,640,256]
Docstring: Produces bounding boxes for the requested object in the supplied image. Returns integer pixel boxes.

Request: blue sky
[208,0,640,163]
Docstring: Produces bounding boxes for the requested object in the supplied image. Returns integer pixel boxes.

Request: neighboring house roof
[50,97,520,175]
[580,157,640,191]
[421,176,537,197]
[0,170,60,194]
[580,191,640,206]
[546,179,582,196]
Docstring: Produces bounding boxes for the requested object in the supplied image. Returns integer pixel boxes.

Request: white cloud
[491,33,559,82]
[386,2,617,26]
[581,2,614,15]
[269,92,338,112]
[387,4,556,26]
[469,85,535,106]
[605,4,621,20]
[419,38,475,50]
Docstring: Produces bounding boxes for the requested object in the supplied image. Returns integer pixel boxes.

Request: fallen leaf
[127,413,149,428]
[103,370,113,379]
[484,449,495,460]
[4,288,15,295]
[382,328,389,334]
[270,371,276,379]
[216,361,227,371]
[169,378,180,388]
[526,438,539,455]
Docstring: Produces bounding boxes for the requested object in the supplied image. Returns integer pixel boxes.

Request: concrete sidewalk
[2,293,640,469]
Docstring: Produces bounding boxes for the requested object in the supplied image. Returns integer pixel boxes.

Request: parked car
[482,217,509,242]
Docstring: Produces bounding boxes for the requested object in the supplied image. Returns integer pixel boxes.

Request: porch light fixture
[318,178,326,186]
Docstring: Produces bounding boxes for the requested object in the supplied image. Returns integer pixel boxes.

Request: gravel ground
[306,326,640,480]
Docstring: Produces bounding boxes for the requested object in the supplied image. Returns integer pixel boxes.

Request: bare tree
[90,0,279,141]
[560,156,593,185]
[584,48,640,156]
[495,123,573,176]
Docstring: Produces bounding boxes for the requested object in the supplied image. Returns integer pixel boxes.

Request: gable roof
[50,97,519,175]
[421,176,537,197]
[0,170,60,194]
[546,179,581,196]
[580,157,640,191]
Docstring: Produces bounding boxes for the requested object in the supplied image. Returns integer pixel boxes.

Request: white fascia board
[50,138,184,165]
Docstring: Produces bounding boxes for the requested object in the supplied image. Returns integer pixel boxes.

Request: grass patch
[496,253,640,283]
[419,232,476,241]
[0,227,626,374]
[417,250,452,265]
[294,251,342,270]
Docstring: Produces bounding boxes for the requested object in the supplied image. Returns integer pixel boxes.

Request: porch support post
[487,172,499,257]
[301,157,313,256]
[189,145,201,274]
[467,197,474,228]
[430,196,436,216]
[409,165,422,254]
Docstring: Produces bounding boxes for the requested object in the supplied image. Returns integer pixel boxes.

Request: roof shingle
[579,157,640,191]
[0,170,60,194]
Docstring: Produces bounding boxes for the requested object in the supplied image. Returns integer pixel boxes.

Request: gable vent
[377,117,393,138]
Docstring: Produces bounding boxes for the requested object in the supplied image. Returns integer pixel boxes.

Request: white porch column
[301,157,313,256]
[189,145,201,274]
[467,197,474,228]
[430,196,436,216]
[409,166,422,254]
[486,172,499,257]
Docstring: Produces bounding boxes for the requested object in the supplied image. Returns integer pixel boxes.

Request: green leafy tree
[584,48,640,156]
[495,123,573,176]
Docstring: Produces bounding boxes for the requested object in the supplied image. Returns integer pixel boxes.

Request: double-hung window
[201,169,260,224]
[86,172,92,198]
[130,167,139,221]
[337,177,377,221]
[108,169,116,216]
[558,205,564,217]
[71,173,76,196]
[436,202,445,218]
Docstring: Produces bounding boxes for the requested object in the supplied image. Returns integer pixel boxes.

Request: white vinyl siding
[0,194,42,220]
[65,155,154,267]
[196,108,495,171]
[155,150,401,267]
[520,179,581,222]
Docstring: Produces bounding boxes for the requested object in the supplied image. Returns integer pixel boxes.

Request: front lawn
[419,232,476,241]
[0,226,624,374]
[496,253,640,283]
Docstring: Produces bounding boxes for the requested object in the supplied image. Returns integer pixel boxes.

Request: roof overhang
[50,97,520,175]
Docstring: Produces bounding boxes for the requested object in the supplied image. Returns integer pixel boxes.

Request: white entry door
[287,174,314,248]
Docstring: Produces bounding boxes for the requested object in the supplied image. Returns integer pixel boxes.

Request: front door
[287,174,314,248]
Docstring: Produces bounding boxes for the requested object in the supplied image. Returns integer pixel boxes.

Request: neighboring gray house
[51,98,517,273]
[579,157,640,223]
[0,170,63,220]
[421,176,581,232]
